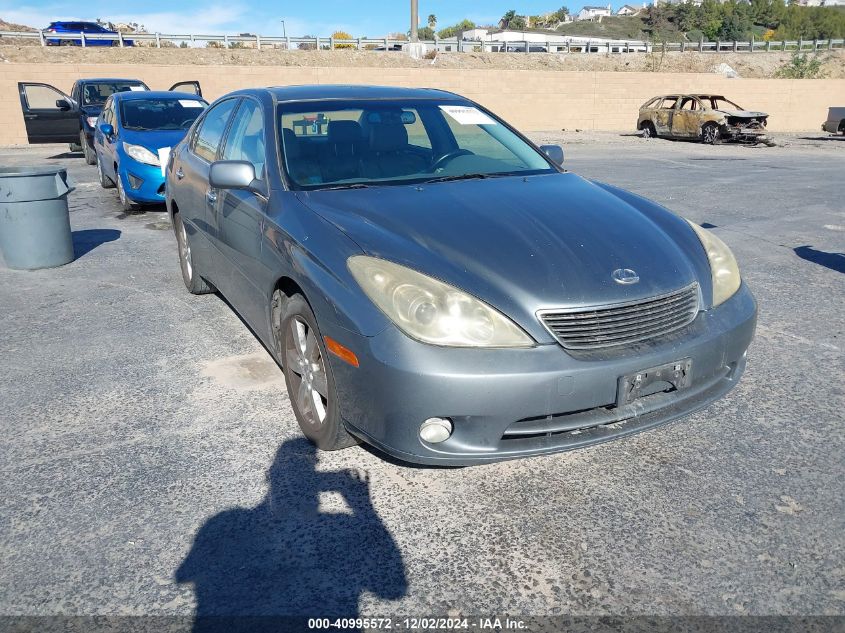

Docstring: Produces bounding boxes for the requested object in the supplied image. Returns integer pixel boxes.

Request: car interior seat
[360,121,428,179]
[319,120,364,182]
[282,128,321,185]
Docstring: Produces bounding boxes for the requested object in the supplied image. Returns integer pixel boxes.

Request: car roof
[78,78,146,84]
[229,84,462,103]
[110,90,205,101]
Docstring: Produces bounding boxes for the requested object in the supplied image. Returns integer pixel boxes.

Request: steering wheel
[430,149,473,172]
[179,118,196,128]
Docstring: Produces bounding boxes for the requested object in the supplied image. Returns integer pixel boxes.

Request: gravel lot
[0,132,843,631]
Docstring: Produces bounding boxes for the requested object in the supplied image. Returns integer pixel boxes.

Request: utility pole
[410,0,418,42]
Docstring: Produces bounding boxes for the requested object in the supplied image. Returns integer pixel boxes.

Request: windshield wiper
[424,173,498,184]
[320,183,372,190]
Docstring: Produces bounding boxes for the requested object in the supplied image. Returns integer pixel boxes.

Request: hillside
[555,16,671,41]
[0,18,37,32]
[0,45,843,79]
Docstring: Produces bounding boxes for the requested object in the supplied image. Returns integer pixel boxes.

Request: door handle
[206,189,217,205]
[23,114,36,120]
[175,167,184,180]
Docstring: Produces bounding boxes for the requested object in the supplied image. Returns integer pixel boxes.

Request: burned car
[638,95,769,145]
[821,107,845,135]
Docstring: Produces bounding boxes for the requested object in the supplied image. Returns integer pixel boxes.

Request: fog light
[127,174,143,190]
[419,417,452,444]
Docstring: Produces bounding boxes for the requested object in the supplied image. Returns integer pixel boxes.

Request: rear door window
[193,98,238,162]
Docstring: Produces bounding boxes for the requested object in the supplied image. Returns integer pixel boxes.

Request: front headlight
[122,142,160,166]
[86,116,98,129]
[686,220,741,307]
[348,256,533,348]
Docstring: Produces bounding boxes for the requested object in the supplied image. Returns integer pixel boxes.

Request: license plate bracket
[617,358,692,406]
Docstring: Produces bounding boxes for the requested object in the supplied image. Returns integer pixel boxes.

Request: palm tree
[427,14,437,30]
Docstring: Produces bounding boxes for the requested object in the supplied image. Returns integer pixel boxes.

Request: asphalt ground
[0,132,843,632]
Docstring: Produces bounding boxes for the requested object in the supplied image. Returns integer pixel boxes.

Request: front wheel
[701,122,721,145]
[96,153,114,189]
[174,213,214,294]
[115,170,139,213]
[641,121,656,139]
[81,131,96,165]
[277,292,356,451]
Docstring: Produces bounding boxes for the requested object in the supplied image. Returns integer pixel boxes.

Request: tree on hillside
[437,19,476,39]
[416,26,435,39]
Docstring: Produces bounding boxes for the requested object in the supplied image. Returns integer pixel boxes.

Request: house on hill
[616,4,646,15]
[575,5,613,20]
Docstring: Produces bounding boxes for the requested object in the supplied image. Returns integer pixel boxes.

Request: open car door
[168,81,203,98]
[18,82,79,144]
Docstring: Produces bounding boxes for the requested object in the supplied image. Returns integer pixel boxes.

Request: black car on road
[18,79,202,163]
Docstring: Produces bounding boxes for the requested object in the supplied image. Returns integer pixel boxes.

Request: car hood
[120,128,190,151]
[716,109,768,119]
[298,173,704,333]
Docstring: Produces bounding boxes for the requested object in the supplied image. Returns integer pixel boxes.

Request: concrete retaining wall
[2,62,843,144]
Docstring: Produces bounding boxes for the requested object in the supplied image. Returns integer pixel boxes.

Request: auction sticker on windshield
[129,85,147,91]
[179,100,204,108]
[439,105,496,125]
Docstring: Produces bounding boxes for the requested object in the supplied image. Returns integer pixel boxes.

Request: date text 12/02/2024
[307,617,528,630]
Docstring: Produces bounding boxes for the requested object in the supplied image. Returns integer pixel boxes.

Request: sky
[0,0,631,38]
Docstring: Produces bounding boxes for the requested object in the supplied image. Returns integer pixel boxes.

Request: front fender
[260,193,391,342]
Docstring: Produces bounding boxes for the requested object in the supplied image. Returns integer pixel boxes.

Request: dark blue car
[44,21,133,46]
[18,79,203,165]
[95,90,208,211]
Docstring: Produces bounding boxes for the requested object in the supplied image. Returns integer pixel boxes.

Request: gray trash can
[0,166,74,270]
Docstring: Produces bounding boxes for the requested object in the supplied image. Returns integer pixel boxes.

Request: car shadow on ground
[798,136,845,142]
[48,151,83,159]
[175,438,407,633]
[72,229,121,258]
[794,245,845,274]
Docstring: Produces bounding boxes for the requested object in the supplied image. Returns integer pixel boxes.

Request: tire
[641,121,656,139]
[173,213,214,294]
[701,122,721,145]
[276,291,356,451]
[115,170,139,213]
[839,122,845,136]
[81,132,96,165]
[96,153,114,189]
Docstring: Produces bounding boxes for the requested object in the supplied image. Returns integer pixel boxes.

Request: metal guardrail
[0,30,843,55]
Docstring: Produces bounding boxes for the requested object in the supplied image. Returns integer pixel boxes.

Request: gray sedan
[165,85,757,465]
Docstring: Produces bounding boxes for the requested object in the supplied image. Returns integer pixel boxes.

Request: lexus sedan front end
[165,85,756,465]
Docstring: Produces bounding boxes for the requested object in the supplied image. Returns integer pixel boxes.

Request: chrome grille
[539,283,699,350]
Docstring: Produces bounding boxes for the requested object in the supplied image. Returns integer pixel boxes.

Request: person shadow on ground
[175,438,407,633]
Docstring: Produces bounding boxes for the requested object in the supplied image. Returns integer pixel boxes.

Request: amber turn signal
[324,336,359,368]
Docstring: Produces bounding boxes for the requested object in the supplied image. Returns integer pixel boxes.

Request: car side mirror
[209,160,260,193]
[56,98,73,111]
[540,144,564,166]
[99,123,114,137]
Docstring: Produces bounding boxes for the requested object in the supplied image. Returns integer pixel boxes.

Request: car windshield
[708,97,743,111]
[83,82,147,105]
[278,99,555,190]
[120,98,208,131]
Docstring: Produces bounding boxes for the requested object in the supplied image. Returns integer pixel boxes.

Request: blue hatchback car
[94,91,208,211]
[44,21,133,46]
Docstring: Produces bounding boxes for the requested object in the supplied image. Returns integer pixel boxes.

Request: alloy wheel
[703,125,719,144]
[284,317,329,427]
[177,217,193,281]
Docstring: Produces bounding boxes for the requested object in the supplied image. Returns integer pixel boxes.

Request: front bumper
[327,284,757,465]
[119,160,166,204]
